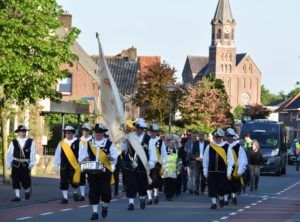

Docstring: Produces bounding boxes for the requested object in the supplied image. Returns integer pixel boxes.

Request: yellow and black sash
[61,141,81,184]
[231,148,245,186]
[209,143,228,166]
[88,141,115,185]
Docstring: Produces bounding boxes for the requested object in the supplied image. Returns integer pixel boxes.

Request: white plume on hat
[214,128,225,137]
[134,118,148,128]
[149,123,160,131]
[82,123,92,131]
[226,128,236,137]
[63,125,75,131]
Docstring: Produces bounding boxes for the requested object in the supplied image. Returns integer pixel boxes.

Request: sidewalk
[0,175,61,211]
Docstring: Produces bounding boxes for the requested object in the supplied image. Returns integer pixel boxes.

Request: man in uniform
[78,123,93,201]
[121,118,152,210]
[203,128,234,209]
[225,128,248,205]
[79,123,118,220]
[147,123,165,205]
[54,126,81,204]
[6,124,36,201]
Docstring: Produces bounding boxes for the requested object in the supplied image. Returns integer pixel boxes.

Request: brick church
[182,0,261,108]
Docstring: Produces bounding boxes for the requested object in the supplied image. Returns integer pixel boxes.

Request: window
[229,53,232,62]
[249,65,253,73]
[57,73,72,95]
[217,29,222,39]
[229,65,232,73]
[224,34,230,39]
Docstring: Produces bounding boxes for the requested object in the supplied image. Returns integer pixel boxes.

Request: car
[241,119,287,176]
[288,139,298,165]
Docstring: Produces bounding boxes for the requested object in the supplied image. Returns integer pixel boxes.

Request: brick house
[182,0,261,108]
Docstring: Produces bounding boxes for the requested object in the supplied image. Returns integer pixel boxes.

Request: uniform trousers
[229,177,241,193]
[124,169,148,198]
[113,156,121,194]
[79,172,86,186]
[195,163,206,193]
[87,172,112,205]
[12,163,31,190]
[164,178,176,198]
[60,167,79,190]
[148,168,161,189]
[207,172,228,198]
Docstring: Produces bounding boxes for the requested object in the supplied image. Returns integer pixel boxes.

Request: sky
[57,0,300,94]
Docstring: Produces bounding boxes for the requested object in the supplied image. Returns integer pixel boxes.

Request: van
[240,119,287,176]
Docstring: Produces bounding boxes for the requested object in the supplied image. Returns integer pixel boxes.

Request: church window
[249,65,252,73]
[229,53,232,61]
[243,65,246,73]
[217,29,222,39]
[224,34,230,39]
[221,64,224,73]
[229,65,232,73]
[225,65,228,73]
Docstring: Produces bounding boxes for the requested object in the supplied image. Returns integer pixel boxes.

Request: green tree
[179,78,233,134]
[261,85,284,105]
[288,87,300,99]
[234,105,245,120]
[0,0,80,183]
[133,61,177,124]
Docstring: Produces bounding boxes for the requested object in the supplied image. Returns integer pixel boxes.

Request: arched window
[249,65,252,73]
[229,53,232,61]
[221,64,224,73]
[225,65,228,73]
[243,65,246,73]
[217,29,222,39]
[229,65,232,73]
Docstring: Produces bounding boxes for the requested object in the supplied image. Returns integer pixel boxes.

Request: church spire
[212,0,235,24]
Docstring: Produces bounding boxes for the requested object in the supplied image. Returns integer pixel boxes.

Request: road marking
[78,205,89,208]
[251,203,257,206]
[238,209,245,212]
[111,199,117,202]
[16,217,32,221]
[229,212,237,216]
[244,206,251,209]
[257,200,262,203]
[60,208,73,212]
[40,212,54,216]
[276,192,281,195]
[122,197,126,200]
[220,216,228,220]
[263,198,268,201]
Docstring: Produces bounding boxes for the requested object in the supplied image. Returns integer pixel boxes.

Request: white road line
[111,199,117,202]
[16,217,32,221]
[244,206,251,209]
[220,216,228,220]
[60,208,73,212]
[251,203,257,206]
[263,198,268,201]
[212,221,219,222]
[122,197,126,200]
[229,212,237,216]
[276,192,281,195]
[40,212,54,216]
[257,200,262,203]
[238,209,245,212]
[78,205,89,208]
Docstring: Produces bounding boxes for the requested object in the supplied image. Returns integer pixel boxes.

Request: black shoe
[147,199,153,205]
[90,213,99,220]
[224,200,229,206]
[73,193,79,202]
[127,203,134,211]
[219,199,224,208]
[175,193,180,197]
[210,203,217,209]
[154,196,159,204]
[232,197,237,205]
[189,190,193,194]
[11,197,20,202]
[140,199,146,209]
[60,198,68,204]
[194,191,200,196]
[25,192,30,200]
[77,195,85,201]
[114,191,118,197]
[101,206,108,218]
[250,188,254,192]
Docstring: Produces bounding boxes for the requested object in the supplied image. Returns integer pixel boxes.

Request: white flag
[96,34,125,143]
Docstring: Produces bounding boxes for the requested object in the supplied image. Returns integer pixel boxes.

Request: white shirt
[6,137,36,169]
[54,137,77,168]
[227,141,248,176]
[80,135,93,144]
[148,136,159,166]
[78,138,118,171]
[199,140,205,159]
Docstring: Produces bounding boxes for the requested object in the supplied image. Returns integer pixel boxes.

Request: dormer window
[216,29,222,39]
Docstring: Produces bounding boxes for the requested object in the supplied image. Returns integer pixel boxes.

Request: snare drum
[80,161,106,174]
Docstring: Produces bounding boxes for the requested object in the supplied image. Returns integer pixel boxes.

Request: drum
[80,161,106,174]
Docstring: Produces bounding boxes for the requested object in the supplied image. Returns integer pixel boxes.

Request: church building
[182,0,261,108]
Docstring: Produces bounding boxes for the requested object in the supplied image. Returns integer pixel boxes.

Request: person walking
[185,132,197,194]
[248,140,263,191]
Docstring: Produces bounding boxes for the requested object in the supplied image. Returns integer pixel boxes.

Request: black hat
[63,126,76,134]
[15,124,29,133]
[93,123,108,133]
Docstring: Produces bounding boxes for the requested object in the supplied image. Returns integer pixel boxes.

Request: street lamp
[166,83,175,133]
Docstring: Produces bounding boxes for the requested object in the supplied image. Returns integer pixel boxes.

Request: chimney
[121,47,137,62]
[59,11,72,30]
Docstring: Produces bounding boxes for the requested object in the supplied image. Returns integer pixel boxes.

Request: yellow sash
[232,148,245,186]
[89,141,115,185]
[81,140,87,147]
[209,143,228,166]
[61,141,81,184]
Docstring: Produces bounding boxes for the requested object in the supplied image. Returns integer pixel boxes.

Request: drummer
[79,123,118,220]
[78,123,93,201]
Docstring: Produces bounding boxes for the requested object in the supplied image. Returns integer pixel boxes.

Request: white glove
[203,170,208,178]
[111,165,116,173]
[54,165,59,174]
[28,164,34,171]
[6,164,11,171]
[227,170,232,179]
[149,161,155,170]
[237,169,243,176]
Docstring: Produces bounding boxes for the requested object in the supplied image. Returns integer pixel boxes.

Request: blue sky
[57,0,300,94]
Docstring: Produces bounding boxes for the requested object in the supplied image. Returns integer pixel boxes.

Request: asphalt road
[1,165,300,222]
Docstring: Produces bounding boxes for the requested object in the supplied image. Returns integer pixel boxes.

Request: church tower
[208,0,236,76]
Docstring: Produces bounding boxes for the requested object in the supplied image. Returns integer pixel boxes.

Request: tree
[0,0,80,183]
[179,78,233,134]
[288,87,300,99]
[261,85,284,105]
[133,61,177,124]
[244,104,271,120]
[234,105,245,120]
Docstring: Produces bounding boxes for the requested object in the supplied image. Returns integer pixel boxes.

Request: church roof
[187,56,209,75]
[212,0,235,24]
[236,53,247,66]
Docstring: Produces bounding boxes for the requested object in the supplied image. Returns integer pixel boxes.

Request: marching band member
[6,124,36,201]
[79,123,118,220]
[203,128,234,209]
[147,124,165,205]
[54,126,81,204]
[225,128,248,205]
[78,123,93,201]
[121,118,151,211]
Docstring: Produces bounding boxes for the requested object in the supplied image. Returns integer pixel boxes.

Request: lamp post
[166,83,175,133]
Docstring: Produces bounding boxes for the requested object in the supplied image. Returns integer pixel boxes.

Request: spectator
[185,131,197,194]
[248,140,263,191]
